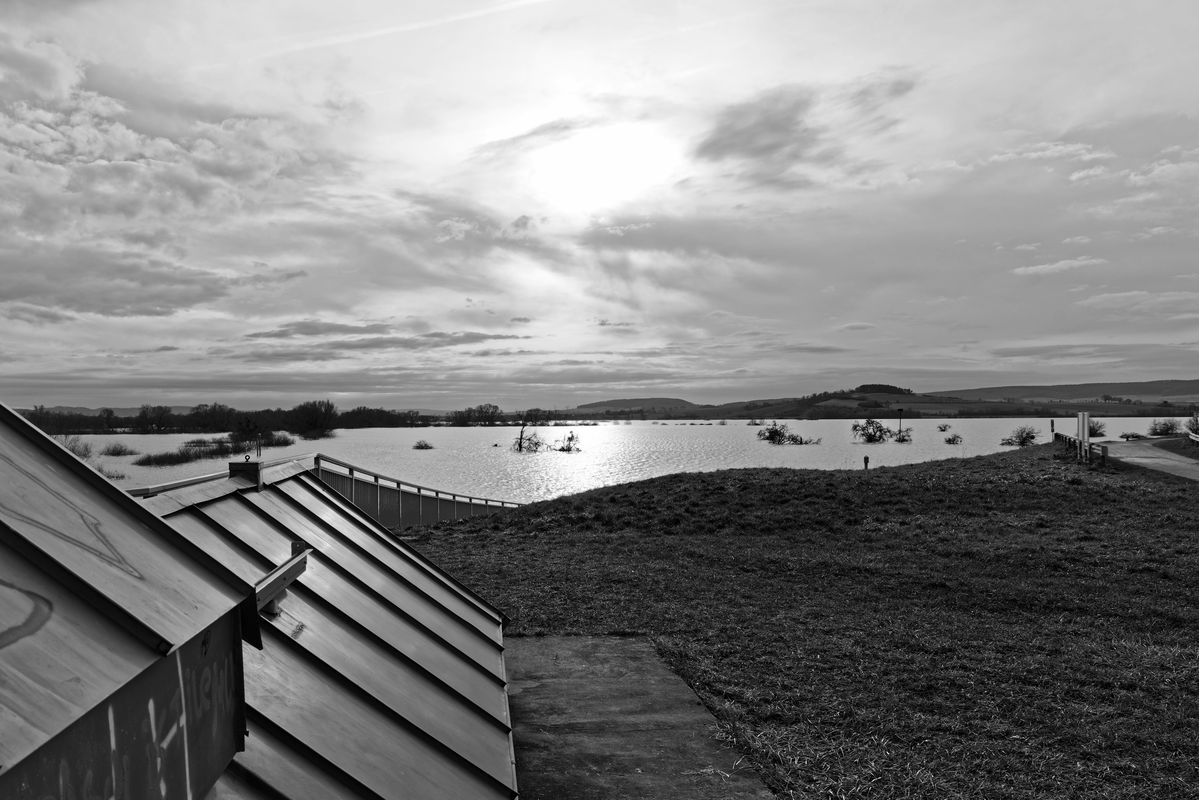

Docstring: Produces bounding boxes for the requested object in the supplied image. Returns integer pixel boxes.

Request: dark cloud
[0,244,229,316]
[779,343,852,354]
[597,319,634,327]
[0,32,79,103]
[245,320,395,339]
[473,117,598,159]
[509,316,532,323]
[231,330,531,362]
[694,84,833,186]
[1,303,76,324]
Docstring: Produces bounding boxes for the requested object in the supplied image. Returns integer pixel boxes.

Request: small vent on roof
[257,541,309,615]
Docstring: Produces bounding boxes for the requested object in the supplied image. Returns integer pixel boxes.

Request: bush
[100,442,139,456]
[1185,414,1199,436]
[52,434,93,461]
[944,433,963,445]
[757,422,820,445]
[1087,419,1106,437]
[1000,425,1039,447]
[413,440,434,450]
[513,424,547,452]
[1148,418,1181,436]
[1120,432,1146,440]
[851,418,893,443]
[133,450,195,467]
[554,431,581,452]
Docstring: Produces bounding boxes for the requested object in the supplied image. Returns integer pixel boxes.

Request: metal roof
[0,403,256,800]
[138,458,519,800]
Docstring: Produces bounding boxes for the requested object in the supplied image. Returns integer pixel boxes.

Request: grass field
[413,444,1198,798]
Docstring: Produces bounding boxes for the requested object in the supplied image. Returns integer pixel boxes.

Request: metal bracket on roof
[257,541,310,615]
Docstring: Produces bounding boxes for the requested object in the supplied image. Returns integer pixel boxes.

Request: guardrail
[1053,432,1108,466]
[312,453,521,530]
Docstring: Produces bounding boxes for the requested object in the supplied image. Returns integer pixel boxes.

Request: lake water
[83,416,1187,504]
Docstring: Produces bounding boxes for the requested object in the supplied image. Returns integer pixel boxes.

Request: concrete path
[505,636,774,800]
[1104,438,1199,482]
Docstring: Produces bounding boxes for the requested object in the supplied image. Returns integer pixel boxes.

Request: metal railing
[1053,432,1108,466]
[311,453,521,530]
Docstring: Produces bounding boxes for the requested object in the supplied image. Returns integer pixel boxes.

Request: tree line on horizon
[17,382,1199,438]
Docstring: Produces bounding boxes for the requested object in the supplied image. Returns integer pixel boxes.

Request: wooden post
[863,455,869,471]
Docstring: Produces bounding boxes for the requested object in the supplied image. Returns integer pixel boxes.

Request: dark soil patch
[1150,435,1199,462]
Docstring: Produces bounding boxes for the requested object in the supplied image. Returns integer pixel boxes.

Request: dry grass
[413,445,1199,798]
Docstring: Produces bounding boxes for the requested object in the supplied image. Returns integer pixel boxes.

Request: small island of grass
[415,445,1198,798]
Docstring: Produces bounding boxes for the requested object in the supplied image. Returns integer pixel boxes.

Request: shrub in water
[1186,414,1199,436]
[756,422,820,445]
[1087,419,1106,437]
[413,439,434,450]
[851,418,893,443]
[944,433,963,445]
[554,431,581,452]
[100,442,139,456]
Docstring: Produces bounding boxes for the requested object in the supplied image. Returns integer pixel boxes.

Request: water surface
[88,416,1183,504]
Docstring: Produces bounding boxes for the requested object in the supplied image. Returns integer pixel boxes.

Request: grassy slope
[413,446,1198,799]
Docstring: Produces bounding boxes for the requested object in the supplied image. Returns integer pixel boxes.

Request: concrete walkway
[1104,438,1199,482]
[505,636,774,800]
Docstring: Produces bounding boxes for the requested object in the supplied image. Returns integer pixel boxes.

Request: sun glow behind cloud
[525,123,684,218]
[0,0,1197,410]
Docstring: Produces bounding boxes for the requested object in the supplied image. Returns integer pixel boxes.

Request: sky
[1,0,1197,412]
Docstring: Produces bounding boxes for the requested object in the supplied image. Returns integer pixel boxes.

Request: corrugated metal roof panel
[141,459,518,800]
[0,422,247,650]
[0,403,254,800]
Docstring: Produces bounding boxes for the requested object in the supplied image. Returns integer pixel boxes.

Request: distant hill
[573,398,700,412]
[933,379,1199,403]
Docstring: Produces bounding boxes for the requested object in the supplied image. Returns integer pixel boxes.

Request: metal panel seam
[263,482,503,648]
[262,627,518,797]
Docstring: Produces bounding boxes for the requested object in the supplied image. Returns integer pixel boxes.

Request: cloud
[232,330,533,362]
[1012,256,1107,276]
[694,84,827,186]
[246,320,395,338]
[1069,165,1107,181]
[1075,290,1199,314]
[509,316,532,323]
[989,141,1115,164]
[1062,236,1091,244]
[0,32,79,103]
[837,322,876,331]
[1,303,76,324]
[0,244,229,316]
[474,117,598,159]
[778,343,852,354]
